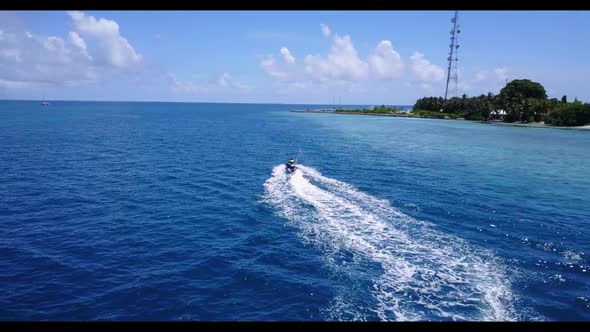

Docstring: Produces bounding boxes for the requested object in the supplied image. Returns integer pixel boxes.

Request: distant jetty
[292,109,336,113]
[291,108,451,119]
[290,109,590,130]
[480,120,590,130]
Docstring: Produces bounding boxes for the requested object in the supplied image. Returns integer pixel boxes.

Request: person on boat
[286,159,296,172]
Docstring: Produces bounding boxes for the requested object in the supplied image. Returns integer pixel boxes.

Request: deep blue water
[0,101,589,321]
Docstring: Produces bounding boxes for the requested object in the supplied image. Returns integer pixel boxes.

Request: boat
[41,94,50,106]
[285,159,297,173]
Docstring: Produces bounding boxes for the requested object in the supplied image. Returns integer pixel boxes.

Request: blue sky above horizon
[1,10,589,104]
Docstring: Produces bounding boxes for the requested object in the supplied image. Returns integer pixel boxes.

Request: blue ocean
[0,101,588,321]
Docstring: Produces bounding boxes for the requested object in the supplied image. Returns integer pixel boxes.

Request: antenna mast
[444,11,460,100]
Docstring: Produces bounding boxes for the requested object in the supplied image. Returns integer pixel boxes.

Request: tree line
[412,79,590,126]
[335,105,404,114]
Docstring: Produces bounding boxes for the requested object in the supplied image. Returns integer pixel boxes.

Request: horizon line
[0,98,416,106]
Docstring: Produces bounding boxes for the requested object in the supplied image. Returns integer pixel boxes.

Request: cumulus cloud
[279,47,295,64]
[260,55,288,79]
[260,27,440,91]
[368,40,404,79]
[409,51,445,83]
[67,11,142,67]
[0,29,97,87]
[68,31,91,59]
[260,47,296,80]
[258,26,457,98]
[320,24,331,37]
[0,11,142,91]
[304,34,369,82]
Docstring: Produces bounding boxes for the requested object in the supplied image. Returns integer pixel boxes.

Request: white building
[489,109,507,120]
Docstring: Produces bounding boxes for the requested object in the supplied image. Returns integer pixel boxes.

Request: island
[292,79,590,129]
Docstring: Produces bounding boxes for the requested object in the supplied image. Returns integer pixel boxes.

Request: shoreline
[480,121,590,130]
[291,110,427,118]
[291,110,590,130]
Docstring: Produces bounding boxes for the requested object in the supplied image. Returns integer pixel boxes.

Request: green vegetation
[335,105,405,114]
[412,79,590,127]
[413,93,494,121]
[412,110,462,119]
[544,100,590,126]
[496,79,551,122]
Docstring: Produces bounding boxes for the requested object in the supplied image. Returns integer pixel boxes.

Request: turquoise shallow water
[0,101,589,321]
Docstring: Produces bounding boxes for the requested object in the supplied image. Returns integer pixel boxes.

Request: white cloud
[0,30,97,86]
[368,40,404,79]
[170,72,253,95]
[67,11,142,67]
[260,55,288,79]
[68,31,91,59]
[260,47,297,80]
[0,48,21,62]
[279,47,295,64]
[409,51,444,83]
[0,11,145,92]
[259,27,438,92]
[320,24,331,37]
[258,26,463,99]
[304,34,369,82]
[68,31,86,51]
[42,36,68,61]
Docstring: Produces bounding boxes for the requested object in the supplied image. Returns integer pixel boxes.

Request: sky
[1,10,589,105]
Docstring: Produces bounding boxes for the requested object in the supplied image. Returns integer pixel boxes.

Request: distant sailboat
[41,94,49,106]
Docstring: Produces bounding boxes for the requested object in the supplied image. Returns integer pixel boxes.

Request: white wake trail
[262,164,517,321]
